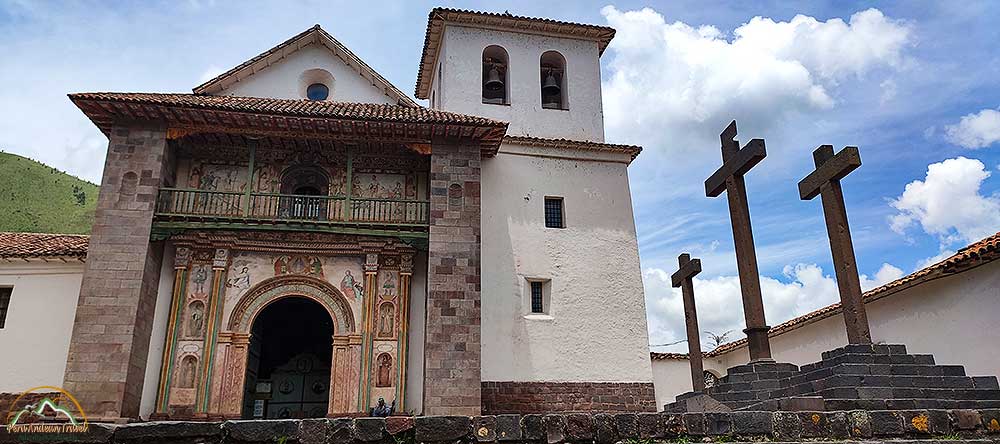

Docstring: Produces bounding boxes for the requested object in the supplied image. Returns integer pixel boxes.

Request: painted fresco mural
[157,233,414,419]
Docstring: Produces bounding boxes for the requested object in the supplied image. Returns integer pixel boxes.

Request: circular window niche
[299,69,335,101]
[306,83,329,101]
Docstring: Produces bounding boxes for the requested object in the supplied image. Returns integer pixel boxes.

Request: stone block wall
[62,125,169,420]
[5,409,1000,443]
[481,382,657,414]
[424,143,482,415]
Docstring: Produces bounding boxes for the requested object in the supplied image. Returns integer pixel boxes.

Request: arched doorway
[279,166,330,220]
[242,297,333,419]
[216,275,360,418]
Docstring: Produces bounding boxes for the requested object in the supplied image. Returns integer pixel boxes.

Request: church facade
[0,9,654,421]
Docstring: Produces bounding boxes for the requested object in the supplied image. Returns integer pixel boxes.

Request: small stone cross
[704,120,772,362]
[798,145,871,344]
[672,253,705,391]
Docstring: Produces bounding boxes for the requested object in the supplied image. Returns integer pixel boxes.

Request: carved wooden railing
[155,188,429,226]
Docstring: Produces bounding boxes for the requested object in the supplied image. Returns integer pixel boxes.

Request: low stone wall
[481,382,656,414]
[0,392,61,420]
[3,409,1000,443]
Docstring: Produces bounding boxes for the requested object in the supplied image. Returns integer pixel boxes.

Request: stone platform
[4,409,1000,443]
[666,344,1000,412]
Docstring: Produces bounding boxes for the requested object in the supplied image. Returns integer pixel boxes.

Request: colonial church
[0,9,654,421]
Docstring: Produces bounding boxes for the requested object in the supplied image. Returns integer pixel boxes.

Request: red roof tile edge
[0,232,89,260]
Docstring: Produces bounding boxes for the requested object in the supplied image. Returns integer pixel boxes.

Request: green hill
[0,151,98,234]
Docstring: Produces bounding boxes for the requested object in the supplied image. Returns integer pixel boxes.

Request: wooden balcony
[153,188,430,237]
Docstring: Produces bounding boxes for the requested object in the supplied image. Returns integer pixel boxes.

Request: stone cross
[705,120,772,362]
[671,253,705,391]
[798,145,871,344]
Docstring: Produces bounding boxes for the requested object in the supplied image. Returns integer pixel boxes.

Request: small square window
[544,197,564,228]
[0,287,11,329]
[530,281,544,314]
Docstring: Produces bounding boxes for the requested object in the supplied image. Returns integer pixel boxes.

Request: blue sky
[1,1,998,350]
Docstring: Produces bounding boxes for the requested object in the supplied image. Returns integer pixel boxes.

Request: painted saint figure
[341,270,363,300]
[309,257,324,277]
[274,255,289,275]
[192,265,209,294]
[377,303,395,338]
[226,266,251,294]
[376,354,392,387]
[180,356,197,388]
[187,302,205,337]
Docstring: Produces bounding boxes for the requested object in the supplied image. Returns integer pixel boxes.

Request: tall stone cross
[798,145,871,344]
[705,120,772,362]
[671,253,705,391]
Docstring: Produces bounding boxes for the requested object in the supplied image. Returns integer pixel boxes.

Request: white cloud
[889,157,1000,245]
[879,79,897,105]
[945,108,1000,148]
[914,249,955,271]
[197,65,226,84]
[645,263,841,352]
[600,6,912,155]
[859,262,904,290]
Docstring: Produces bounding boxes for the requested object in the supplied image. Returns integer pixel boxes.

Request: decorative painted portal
[153,232,415,419]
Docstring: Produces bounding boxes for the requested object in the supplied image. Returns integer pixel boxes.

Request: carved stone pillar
[218,332,251,418]
[358,252,379,411]
[196,249,229,414]
[397,253,413,407]
[153,247,192,417]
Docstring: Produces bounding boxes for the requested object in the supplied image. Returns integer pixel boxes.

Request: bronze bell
[484,66,504,91]
[542,72,561,96]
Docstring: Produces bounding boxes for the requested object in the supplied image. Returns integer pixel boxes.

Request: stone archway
[213,275,361,418]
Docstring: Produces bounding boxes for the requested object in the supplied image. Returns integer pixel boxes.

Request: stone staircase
[665,344,1000,412]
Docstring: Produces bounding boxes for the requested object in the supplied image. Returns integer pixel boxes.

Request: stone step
[821,343,907,360]
[823,397,1000,411]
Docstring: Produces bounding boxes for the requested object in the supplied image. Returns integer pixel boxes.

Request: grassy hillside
[0,151,98,234]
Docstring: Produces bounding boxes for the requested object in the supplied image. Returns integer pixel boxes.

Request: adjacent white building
[651,232,1000,410]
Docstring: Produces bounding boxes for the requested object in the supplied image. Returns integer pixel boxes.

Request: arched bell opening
[482,45,509,105]
[278,165,330,220]
[241,296,333,419]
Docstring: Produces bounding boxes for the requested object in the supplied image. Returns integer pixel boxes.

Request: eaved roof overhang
[70,92,509,156]
[415,8,617,99]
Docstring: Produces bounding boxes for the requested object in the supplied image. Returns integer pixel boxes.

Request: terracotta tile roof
[415,8,617,99]
[0,232,89,261]
[702,230,1000,358]
[70,92,503,126]
[650,352,689,361]
[504,135,642,162]
[193,25,417,107]
[70,92,509,153]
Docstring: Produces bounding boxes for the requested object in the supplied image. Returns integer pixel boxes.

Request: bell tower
[415,9,616,142]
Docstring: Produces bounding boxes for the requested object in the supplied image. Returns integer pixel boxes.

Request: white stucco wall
[406,251,428,415]
[138,245,175,419]
[481,142,651,383]
[433,25,606,142]
[217,44,396,104]
[651,260,1000,409]
[0,261,84,392]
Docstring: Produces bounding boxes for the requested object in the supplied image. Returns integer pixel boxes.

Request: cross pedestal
[705,120,772,362]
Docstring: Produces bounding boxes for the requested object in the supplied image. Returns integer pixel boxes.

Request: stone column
[397,253,413,408]
[63,125,169,420]
[196,249,229,415]
[359,253,379,411]
[152,247,192,418]
[424,143,482,415]
[217,332,251,418]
